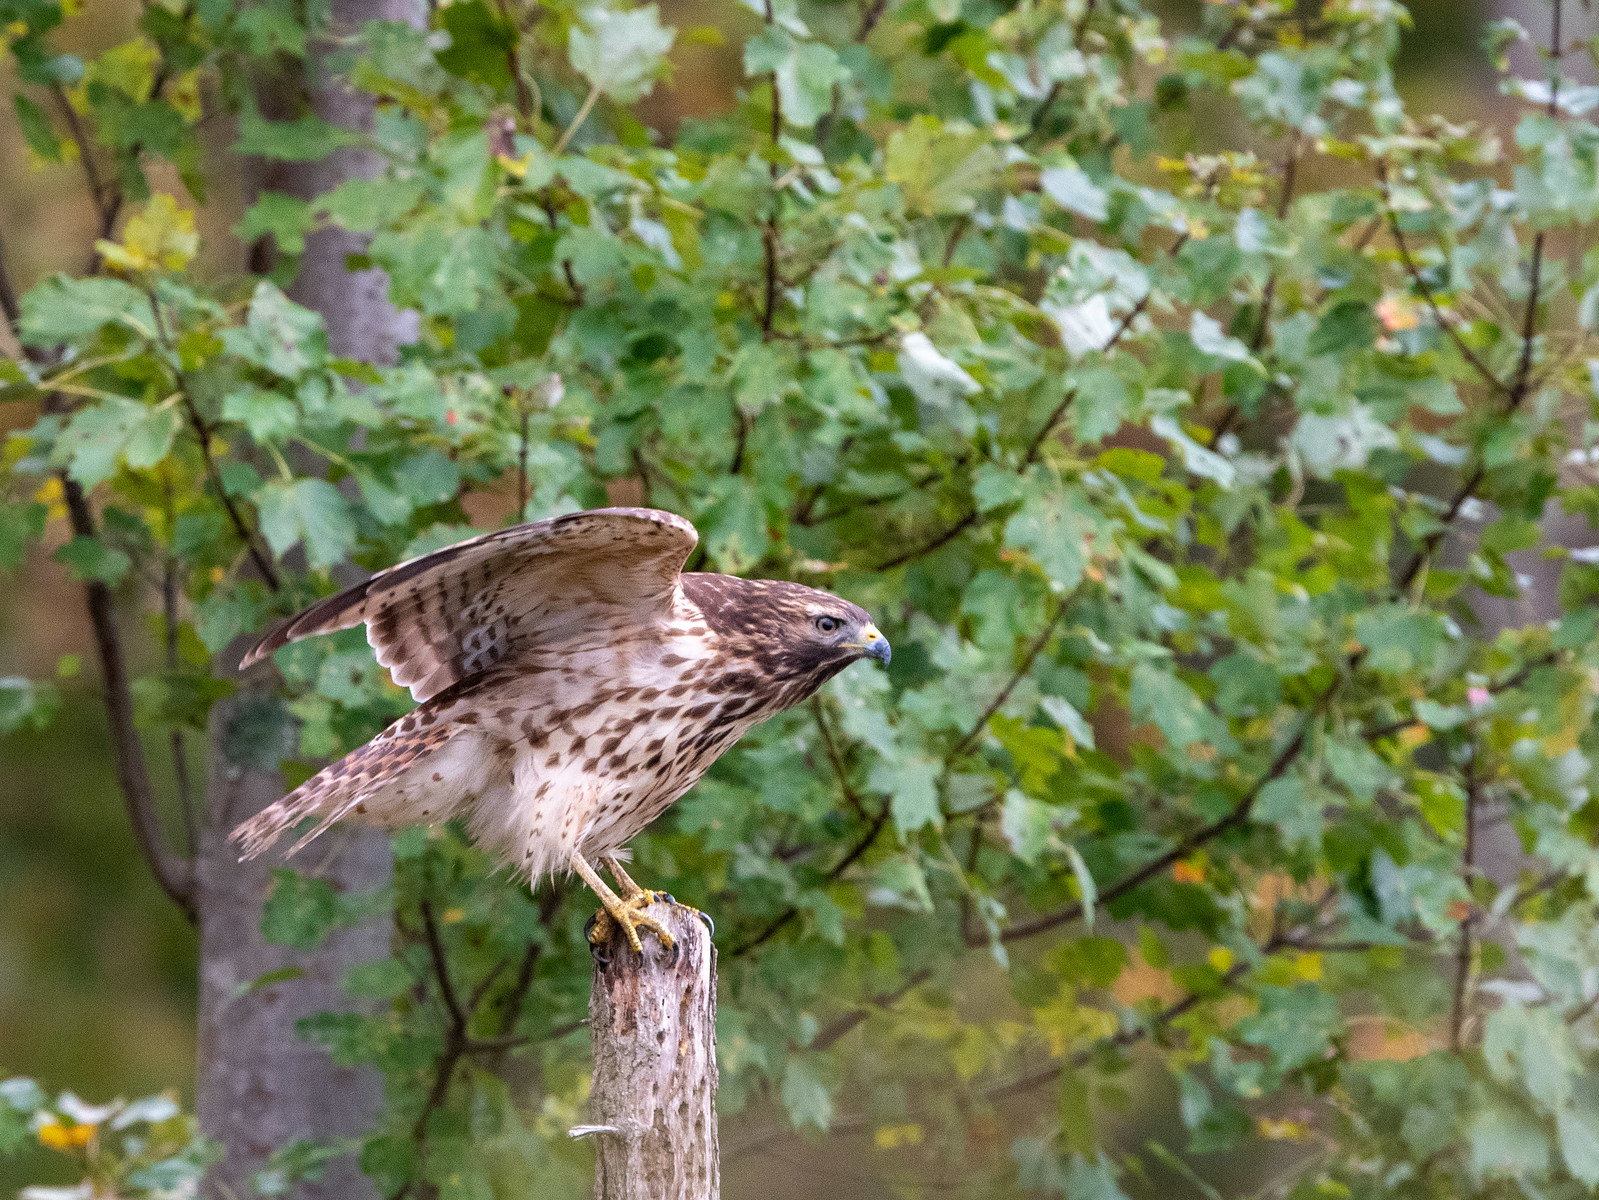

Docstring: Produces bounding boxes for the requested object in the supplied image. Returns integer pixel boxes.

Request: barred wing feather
[240,507,698,702]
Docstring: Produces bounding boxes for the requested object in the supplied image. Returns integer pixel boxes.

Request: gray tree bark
[198,696,393,1200]
[198,0,421,1195]
[586,901,720,1200]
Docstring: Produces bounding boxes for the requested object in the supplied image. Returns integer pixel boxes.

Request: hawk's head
[680,574,890,692]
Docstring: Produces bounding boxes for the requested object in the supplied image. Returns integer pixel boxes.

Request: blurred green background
[0,0,1546,1193]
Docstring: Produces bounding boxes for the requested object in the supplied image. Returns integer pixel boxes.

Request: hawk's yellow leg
[571,850,675,954]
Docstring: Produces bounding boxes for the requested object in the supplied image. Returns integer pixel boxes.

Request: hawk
[232,507,890,952]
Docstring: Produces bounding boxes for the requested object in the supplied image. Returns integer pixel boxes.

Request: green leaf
[53,536,132,585]
[13,93,62,161]
[1040,164,1109,221]
[0,676,61,734]
[885,115,1003,215]
[236,107,362,162]
[0,502,47,569]
[255,477,356,569]
[260,869,340,950]
[1557,1104,1599,1187]
[568,5,676,103]
[780,1057,833,1131]
[236,191,314,256]
[1003,476,1099,591]
[1128,663,1234,755]
[872,752,942,835]
[224,281,328,377]
[19,274,150,345]
[222,386,300,443]
[437,0,517,89]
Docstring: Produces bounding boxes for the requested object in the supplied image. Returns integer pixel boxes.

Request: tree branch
[62,469,196,921]
[1376,163,1509,400]
[982,682,1337,947]
[1448,748,1479,1052]
[732,800,891,956]
[949,603,1068,760]
[146,293,282,591]
[811,967,933,1053]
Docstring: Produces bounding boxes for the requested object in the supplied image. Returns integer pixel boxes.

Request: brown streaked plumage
[231,507,890,951]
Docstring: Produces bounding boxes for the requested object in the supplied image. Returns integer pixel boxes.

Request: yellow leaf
[166,67,203,123]
[88,37,161,103]
[874,1123,924,1150]
[1396,723,1429,749]
[1256,1116,1311,1141]
[100,194,199,273]
[36,1120,94,1150]
[1208,946,1234,972]
[441,906,466,924]
[1293,952,1323,982]
[1172,856,1206,884]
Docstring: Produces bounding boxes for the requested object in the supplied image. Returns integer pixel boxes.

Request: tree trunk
[197,695,393,1200]
[197,0,420,1195]
[586,900,720,1200]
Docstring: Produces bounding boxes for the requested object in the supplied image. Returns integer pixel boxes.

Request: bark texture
[589,900,720,1200]
[197,0,420,1193]
[197,694,393,1200]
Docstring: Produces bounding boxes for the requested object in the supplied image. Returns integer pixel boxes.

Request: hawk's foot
[587,888,676,956]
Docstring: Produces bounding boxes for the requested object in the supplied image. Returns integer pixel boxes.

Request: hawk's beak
[858,624,891,665]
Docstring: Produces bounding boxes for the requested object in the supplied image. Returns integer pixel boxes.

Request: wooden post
[580,898,720,1200]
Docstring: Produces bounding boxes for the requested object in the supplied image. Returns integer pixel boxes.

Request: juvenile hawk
[233,507,890,951]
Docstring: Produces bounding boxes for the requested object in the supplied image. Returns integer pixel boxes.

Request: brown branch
[876,509,979,571]
[732,801,891,956]
[941,214,971,268]
[0,228,24,338]
[61,469,196,921]
[983,682,1337,947]
[1376,164,1509,400]
[51,84,117,239]
[420,899,467,1030]
[1449,750,1479,1052]
[146,294,282,591]
[163,549,198,855]
[854,0,888,41]
[949,604,1068,760]
[812,699,868,821]
[811,967,933,1053]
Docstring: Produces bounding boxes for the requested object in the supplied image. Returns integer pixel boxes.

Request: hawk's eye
[814,615,842,635]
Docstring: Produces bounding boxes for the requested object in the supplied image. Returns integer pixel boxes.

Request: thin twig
[1376,163,1509,400]
[811,967,934,1052]
[420,899,466,1030]
[853,0,888,41]
[147,293,282,590]
[552,84,600,155]
[949,604,1068,759]
[812,699,868,821]
[62,468,196,920]
[1449,749,1479,1052]
[984,683,1336,946]
[732,801,891,956]
[163,546,198,856]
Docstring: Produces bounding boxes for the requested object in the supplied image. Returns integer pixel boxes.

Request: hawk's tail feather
[229,718,458,860]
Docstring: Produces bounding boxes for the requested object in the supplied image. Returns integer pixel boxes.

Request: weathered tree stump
[582,898,719,1200]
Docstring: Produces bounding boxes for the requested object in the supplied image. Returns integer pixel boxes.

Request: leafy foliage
[0,1077,213,1199]
[6,0,1599,1195]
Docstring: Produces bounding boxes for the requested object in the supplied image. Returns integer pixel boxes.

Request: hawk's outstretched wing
[241,507,698,702]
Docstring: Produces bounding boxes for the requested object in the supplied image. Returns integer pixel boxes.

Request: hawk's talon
[587,889,676,956]
[583,912,612,966]
[696,909,715,938]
